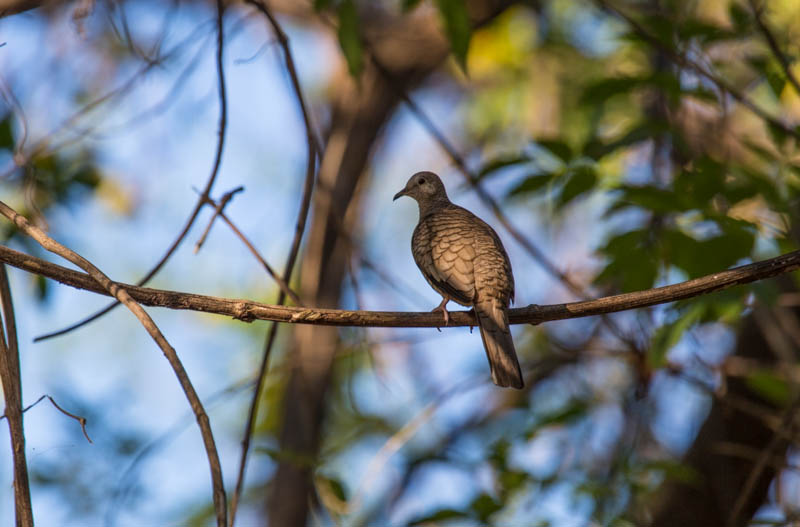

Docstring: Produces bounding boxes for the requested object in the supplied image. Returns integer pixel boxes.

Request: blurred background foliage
[2,0,800,525]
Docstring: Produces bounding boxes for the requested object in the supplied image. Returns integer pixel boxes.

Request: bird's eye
[418,178,426,185]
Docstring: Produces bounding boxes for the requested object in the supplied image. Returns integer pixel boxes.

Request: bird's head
[393,171,448,203]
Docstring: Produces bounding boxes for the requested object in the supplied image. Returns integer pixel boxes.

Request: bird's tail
[474,299,523,389]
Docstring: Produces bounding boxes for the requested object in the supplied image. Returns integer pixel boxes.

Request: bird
[393,171,523,389]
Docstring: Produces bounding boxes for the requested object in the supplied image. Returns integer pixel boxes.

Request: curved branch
[0,203,229,527]
[3,244,799,328]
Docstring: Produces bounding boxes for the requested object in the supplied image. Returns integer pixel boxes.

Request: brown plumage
[393,171,523,389]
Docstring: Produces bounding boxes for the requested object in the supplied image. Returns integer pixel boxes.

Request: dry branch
[3,243,800,328]
[0,265,33,527]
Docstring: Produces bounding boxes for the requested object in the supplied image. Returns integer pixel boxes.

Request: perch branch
[2,243,800,328]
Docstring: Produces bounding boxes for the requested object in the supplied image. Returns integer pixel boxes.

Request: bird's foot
[466,308,475,333]
[432,298,450,329]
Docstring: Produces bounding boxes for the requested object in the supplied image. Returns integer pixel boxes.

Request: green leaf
[337,0,363,76]
[649,302,706,368]
[580,76,644,105]
[35,274,49,301]
[535,400,589,430]
[489,439,510,468]
[526,400,589,438]
[595,229,660,292]
[662,221,755,279]
[317,474,348,502]
[402,0,424,11]
[728,2,752,33]
[470,493,501,522]
[508,172,556,197]
[764,57,786,99]
[557,165,597,207]
[584,121,665,160]
[477,155,530,181]
[640,459,701,486]
[745,369,790,406]
[409,509,467,525]
[313,0,333,11]
[612,185,684,214]
[499,470,527,498]
[537,139,572,162]
[435,0,471,71]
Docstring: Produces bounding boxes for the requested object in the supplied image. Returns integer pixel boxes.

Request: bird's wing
[412,211,475,306]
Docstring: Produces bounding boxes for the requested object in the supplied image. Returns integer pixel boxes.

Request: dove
[393,171,523,388]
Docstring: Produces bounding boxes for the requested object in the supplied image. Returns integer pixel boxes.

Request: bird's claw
[432,303,450,326]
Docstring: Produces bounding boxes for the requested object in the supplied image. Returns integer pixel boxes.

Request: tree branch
[0,264,33,527]
[0,202,228,527]
[3,243,800,328]
[233,3,320,524]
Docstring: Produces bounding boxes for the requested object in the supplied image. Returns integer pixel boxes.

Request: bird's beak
[393,189,407,201]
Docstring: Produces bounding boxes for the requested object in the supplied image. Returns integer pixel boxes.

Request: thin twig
[0,264,33,527]
[727,395,800,526]
[0,201,228,526]
[3,243,800,329]
[193,187,304,306]
[34,2,230,343]
[45,395,93,444]
[1,393,93,443]
[194,186,245,253]
[748,0,800,97]
[231,2,319,524]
